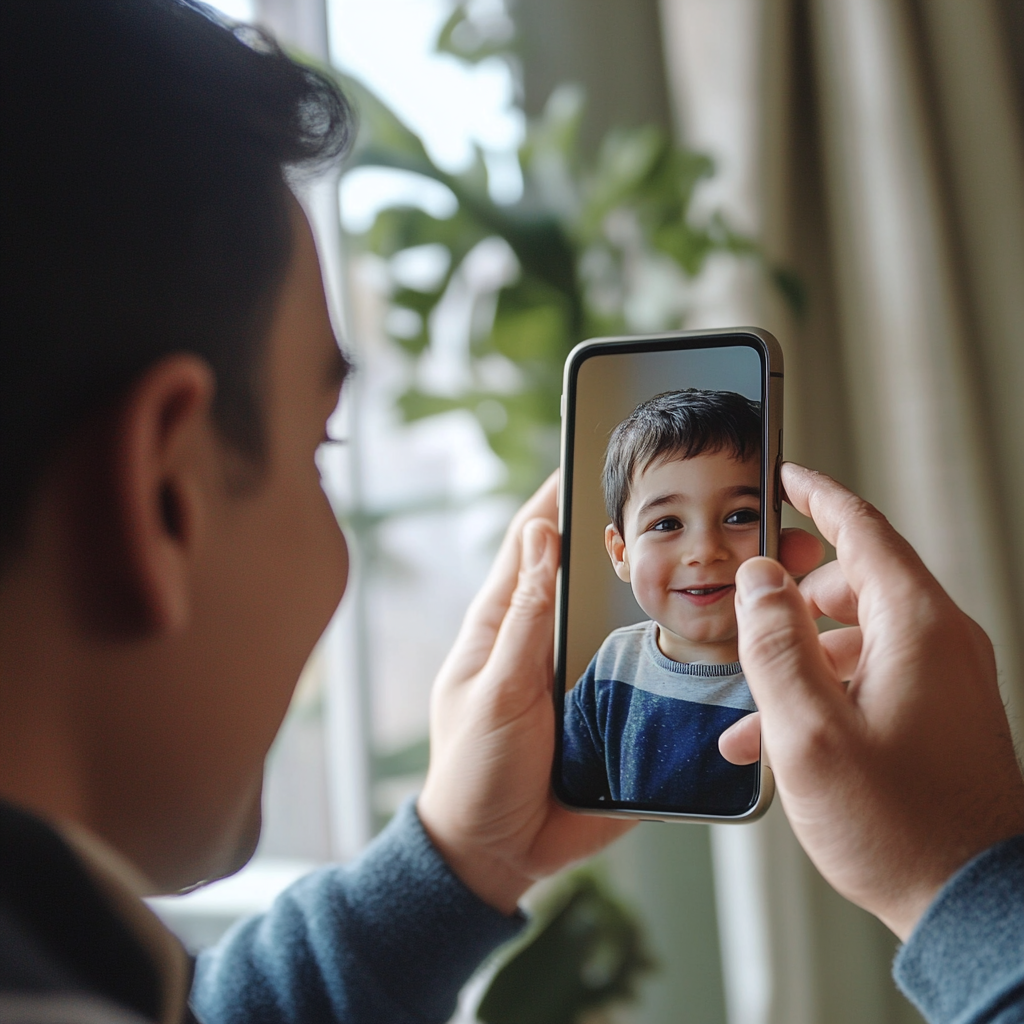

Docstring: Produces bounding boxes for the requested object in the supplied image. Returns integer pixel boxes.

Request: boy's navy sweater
[1,801,1022,1022]
[560,620,759,814]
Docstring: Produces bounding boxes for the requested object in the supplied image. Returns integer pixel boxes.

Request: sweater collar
[0,800,189,1024]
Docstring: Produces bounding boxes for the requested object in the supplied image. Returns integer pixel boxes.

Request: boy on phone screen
[561,389,762,813]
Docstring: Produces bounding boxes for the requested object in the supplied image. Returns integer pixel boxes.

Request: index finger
[780,463,935,598]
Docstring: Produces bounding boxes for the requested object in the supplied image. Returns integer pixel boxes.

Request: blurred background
[150,1,1024,1022]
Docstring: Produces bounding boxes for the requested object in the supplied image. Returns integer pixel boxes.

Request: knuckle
[837,494,887,532]
[739,583,805,646]
[741,609,807,674]
[965,615,995,659]
[816,479,888,536]
[789,712,843,768]
[508,572,554,618]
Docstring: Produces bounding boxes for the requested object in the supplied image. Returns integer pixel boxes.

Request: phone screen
[554,332,781,820]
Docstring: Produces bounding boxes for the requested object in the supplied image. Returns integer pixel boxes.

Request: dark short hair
[602,389,762,534]
[1,0,353,566]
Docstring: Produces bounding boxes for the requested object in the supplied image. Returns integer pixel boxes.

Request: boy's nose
[683,526,729,563]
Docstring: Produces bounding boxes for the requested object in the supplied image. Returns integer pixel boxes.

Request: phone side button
[773,453,782,512]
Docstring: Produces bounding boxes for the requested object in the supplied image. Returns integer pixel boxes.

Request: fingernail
[736,558,786,603]
[522,520,548,570]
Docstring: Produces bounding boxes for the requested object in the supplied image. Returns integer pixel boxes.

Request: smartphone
[553,328,783,822]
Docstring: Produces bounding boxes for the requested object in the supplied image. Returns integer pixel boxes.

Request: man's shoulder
[0,801,168,1023]
[0,991,157,1024]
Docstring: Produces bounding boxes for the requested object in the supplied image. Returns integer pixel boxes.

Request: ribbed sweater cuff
[894,834,1024,1024]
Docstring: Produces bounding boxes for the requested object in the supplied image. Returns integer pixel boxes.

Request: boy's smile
[605,450,761,664]
[675,583,736,606]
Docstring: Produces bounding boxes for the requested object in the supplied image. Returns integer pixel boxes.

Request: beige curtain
[760,0,1024,725]
[761,2,1024,1021]
[659,1,1023,1022]
[756,0,1024,1021]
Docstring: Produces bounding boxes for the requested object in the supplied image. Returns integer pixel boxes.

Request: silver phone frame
[552,327,784,824]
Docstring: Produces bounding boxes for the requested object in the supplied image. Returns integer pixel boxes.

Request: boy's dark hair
[603,389,762,534]
[1,0,354,567]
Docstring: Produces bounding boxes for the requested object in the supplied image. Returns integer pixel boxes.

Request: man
[1,3,1021,1023]
[1,5,626,1020]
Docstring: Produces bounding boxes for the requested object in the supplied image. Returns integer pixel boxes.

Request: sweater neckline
[643,620,743,676]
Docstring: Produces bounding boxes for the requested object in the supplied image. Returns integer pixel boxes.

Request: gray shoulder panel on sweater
[593,621,756,712]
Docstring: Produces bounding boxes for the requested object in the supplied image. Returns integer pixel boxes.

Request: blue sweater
[3,805,1020,1023]
[560,621,759,814]
[192,801,525,1024]
[189,806,1023,1024]
[894,833,1024,1024]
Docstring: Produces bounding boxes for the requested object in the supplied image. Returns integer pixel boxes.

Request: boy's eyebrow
[728,485,761,499]
[634,484,761,520]
[635,492,684,519]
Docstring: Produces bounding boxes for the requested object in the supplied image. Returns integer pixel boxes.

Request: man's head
[1,0,353,567]
[0,1,354,890]
[602,390,762,662]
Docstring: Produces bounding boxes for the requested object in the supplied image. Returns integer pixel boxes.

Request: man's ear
[604,524,630,583]
[114,354,217,634]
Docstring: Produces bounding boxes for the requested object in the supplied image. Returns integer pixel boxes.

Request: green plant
[476,868,656,1024]
[338,52,781,496]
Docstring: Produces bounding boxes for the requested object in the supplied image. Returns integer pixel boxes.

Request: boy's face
[605,450,761,662]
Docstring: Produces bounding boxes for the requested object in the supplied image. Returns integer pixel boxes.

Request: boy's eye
[725,508,760,526]
[651,517,683,532]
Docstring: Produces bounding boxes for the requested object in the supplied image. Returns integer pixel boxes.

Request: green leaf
[391,330,430,356]
[338,70,769,499]
[582,125,668,231]
[396,389,464,423]
[651,221,716,277]
[391,286,443,317]
[488,284,572,363]
[771,265,808,317]
[477,872,656,1024]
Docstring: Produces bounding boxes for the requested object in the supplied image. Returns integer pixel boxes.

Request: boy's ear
[604,524,630,583]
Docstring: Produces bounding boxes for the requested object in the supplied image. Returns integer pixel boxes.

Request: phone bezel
[552,327,784,824]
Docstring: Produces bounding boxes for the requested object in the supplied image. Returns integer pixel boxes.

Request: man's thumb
[736,557,842,713]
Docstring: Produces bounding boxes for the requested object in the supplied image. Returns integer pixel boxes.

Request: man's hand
[417,474,631,915]
[721,463,1024,940]
[418,472,825,914]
